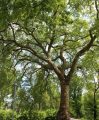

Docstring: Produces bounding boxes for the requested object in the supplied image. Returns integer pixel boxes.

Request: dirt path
[70,118,80,120]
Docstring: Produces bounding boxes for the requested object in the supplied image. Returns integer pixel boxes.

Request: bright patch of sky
[4,94,12,103]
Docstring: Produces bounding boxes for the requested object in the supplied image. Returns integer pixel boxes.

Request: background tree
[0,43,16,109]
[69,75,83,118]
[82,70,99,120]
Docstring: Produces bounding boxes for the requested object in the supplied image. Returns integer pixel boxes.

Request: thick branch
[31,32,47,55]
[46,58,66,80]
[12,23,47,56]
[0,37,47,62]
[67,30,96,80]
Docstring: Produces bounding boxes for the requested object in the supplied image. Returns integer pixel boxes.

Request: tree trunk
[57,80,70,120]
[93,90,97,120]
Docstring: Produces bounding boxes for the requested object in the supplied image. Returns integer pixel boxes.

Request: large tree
[0,0,99,119]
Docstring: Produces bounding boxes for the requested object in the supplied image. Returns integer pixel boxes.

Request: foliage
[31,109,56,120]
[31,111,46,120]
[0,45,16,108]
[45,109,57,120]
[45,109,57,117]
[82,91,99,120]
[0,109,57,120]
[0,0,99,119]
[0,109,16,120]
[17,109,56,120]
[82,71,99,120]
[29,70,60,110]
[69,75,84,118]
[17,112,29,120]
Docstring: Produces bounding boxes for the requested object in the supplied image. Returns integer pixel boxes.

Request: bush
[45,109,56,116]
[0,109,56,120]
[17,110,47,120]
[17,112,29,120]
[45,109,57,120]
[31,111,46,120]
[0,109,16,120]
[24,109,57,120]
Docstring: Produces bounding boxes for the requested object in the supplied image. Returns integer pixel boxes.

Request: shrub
[45,109,56,116]
[31,111,46,120]
[0,109,16,120]
[11,109,56,120]
[45,109,57,120]
[0,109,56,120]
[17,112,29,120]
[28,109,56,120]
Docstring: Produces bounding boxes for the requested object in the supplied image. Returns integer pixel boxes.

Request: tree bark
[57,80,70,120]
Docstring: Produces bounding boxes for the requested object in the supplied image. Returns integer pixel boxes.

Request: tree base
[56,110,70,120]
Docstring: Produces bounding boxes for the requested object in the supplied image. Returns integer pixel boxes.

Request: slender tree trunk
[93,90,97,120]
[39,103,41,110]
[57,80,70,120]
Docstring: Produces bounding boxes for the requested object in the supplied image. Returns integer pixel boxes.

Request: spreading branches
[31,32,47,55]
[67,30,96,80]
[0,34,47,62]
[11,23,48,56]
[47,6,59,56]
